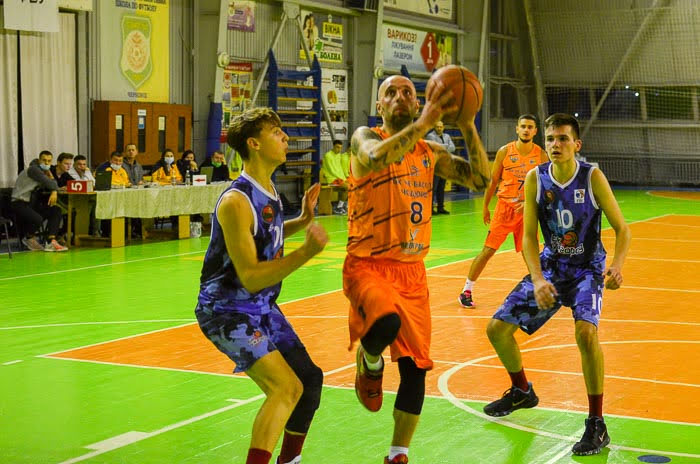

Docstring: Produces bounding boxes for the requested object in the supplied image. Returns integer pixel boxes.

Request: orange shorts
[343,254,433,370]
[485,199,524,252]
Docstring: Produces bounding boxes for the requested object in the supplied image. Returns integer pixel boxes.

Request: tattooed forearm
[351,125,424,172]
[432,139,490,191]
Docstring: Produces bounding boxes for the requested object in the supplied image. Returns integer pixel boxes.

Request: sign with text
[382,24,453,74]
[99,0,169,102]
[227,1,255,32]
[299,10,343,64]
[4,0,59,33]
[297,67,348,141]
[383,0,453,20]
[221,62,253,140]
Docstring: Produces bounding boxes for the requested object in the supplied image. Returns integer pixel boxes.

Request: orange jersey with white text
[346,127,436,262]
[497,141,543,203]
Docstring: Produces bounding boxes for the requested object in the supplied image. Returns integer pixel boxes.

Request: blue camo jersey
[198,172,284,312]
[537,160,606,275]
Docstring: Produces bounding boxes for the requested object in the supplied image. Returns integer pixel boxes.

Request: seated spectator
[50,152,75,187]
[97,151,131,187]
[10,150,68,252]
[68,154,95,182]
[122,143,145,185]
[321,140,350,214]
[200,150,230,182]
[176,149,199,183]
[151,148,183,185]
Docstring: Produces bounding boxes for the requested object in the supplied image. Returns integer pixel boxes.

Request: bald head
[376,75,420,130]
[377,75,415,99]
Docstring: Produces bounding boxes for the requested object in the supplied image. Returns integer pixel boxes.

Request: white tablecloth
[94,183,230,219]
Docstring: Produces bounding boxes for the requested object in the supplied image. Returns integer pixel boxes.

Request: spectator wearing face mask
[97,151,131,187]
[10,150,68,251]
[151,148,183,185]
[200,150,230,182]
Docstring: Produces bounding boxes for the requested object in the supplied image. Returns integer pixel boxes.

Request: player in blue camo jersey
[196,107,329,464]
[482,113,631,456]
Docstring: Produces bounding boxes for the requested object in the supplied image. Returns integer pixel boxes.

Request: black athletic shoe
[572,416,610,456]
[483,382,539,417]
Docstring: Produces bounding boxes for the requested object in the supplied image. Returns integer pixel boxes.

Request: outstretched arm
[218,190,327,293]
[591,168,631,289]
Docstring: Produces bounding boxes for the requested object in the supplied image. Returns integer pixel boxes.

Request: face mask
[164,157,174,165]
[39,163,51,171]
[110,163,121,171]
[212,162,222,168]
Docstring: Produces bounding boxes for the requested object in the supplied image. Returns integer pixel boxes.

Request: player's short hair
[332,140,342,146]
[544,113,580,140]
[227,107,282,161]
[74,154,87,162]
[110,151,123,160]
[57,152,74,163]
[39,150,53,159]
[517,114,538,125]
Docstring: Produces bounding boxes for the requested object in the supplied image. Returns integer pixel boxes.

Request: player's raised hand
[419,80,457,130]
[533,278,558,310]
[303,222,328,257]
[604,266,623,290]
[300,183,321,223]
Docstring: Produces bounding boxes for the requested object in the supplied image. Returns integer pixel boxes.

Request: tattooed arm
[431,120,491,191]
[350,123,429,178]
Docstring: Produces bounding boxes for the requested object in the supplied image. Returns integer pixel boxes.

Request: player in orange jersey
[344,75,490,464]
[458,114,549,308]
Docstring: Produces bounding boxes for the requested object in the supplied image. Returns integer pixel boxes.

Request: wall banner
[297,67,348,141]
[221,62,253,140]
[299,10,343,64]
[227,1,255,32]
[99,0,169,102]
[382,24,452,74]
[383,0,453,20]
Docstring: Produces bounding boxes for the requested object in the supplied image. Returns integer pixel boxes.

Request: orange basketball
[426,65,483,124]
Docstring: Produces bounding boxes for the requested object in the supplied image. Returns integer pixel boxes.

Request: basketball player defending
[196,108,329,464]
[345,75,491,463]
[458,114,548,308]
[483,113,631,456]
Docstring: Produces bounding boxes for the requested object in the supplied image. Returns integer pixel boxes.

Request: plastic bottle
[185,168,191,186]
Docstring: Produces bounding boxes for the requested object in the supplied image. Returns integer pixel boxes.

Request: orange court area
[50,216,700,425]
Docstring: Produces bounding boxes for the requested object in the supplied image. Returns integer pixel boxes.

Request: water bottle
[170,171,176,186]
[185,168,191,186]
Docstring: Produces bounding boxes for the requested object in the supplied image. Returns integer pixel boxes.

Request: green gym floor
[1,189,698,464]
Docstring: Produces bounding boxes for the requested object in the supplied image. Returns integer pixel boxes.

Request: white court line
[468,363,700,389]
[644,221,700,229]
[0,250,205,282]
[437,339,700,459]
[57,395,265,464]
[0,319,194,331]
[628,256,700,263]
[2,360,22,365]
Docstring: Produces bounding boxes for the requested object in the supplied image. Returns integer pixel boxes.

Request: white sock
[338,200,345,208]
[363,352,384,371]
[462,279,475,292]
[389,446,409,460]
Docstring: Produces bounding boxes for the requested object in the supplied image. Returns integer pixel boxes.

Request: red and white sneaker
[44,239,68,252]
[355,345,383,412]
[458,290,475,308]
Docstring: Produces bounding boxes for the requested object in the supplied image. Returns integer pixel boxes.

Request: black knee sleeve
[281,347,323,434]
[395,357,426,415]
[361,313,401,356]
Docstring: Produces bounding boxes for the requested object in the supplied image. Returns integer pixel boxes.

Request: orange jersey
[346,127,436,263]
[496,141,543,203]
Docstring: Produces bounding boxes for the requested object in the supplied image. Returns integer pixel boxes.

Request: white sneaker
[22,237,44,251]
[44,239,68,252]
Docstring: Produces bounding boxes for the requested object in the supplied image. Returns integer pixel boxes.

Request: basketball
[426,65,483,124]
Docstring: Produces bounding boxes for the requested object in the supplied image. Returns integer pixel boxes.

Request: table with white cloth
[64,183,230,247]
